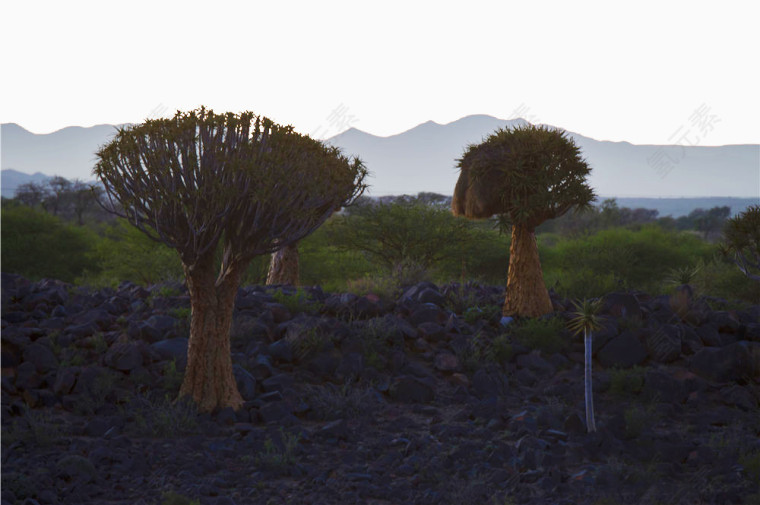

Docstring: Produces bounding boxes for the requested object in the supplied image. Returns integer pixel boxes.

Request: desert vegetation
[2,121,759,505]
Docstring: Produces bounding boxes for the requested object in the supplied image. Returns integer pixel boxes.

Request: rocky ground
[2,272,759,505]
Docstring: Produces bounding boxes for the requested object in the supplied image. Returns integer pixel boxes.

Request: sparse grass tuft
[303,380,378,420]
[609,366,646,397]
[161,490,201,505]
[126,392,199,438]
[256,428,301,474]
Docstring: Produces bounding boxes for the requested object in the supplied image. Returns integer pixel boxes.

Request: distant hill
[2,116,758,201]
[1,169,54,199]
[326,115,760,198]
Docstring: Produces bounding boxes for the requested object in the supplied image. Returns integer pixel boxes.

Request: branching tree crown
[95,108,367,270]
[453,125,595,229]
[94,108,367,412]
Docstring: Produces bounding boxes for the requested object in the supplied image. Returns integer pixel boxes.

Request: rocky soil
[2,273,760,505]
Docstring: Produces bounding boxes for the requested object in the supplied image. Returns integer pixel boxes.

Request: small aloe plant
[567,298,604,433]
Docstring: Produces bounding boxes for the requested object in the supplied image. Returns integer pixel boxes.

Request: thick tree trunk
[266,243,300,286]
[179,255,244,413]
[503,224,553,317]
[584,330,596,432]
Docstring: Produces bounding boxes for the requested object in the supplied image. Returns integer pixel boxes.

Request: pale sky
[1,0,758,145]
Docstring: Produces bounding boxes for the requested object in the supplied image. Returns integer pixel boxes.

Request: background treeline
[2,183,758,304]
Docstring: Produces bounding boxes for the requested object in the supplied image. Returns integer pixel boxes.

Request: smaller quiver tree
[266,242,300,286]
[720,205,760,282]
[452,125,595,317]
[95,108,367,412]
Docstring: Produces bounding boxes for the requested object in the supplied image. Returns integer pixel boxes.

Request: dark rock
[409,306,447,326]
[22,342,58,373]
[642,368,687,404]
[39,317,66,330]
[389,376,435,403]
[690,342,753,383]
[597,331,648,369]
[70,308,113,330]
[471,365,509,399]
[84,415,125,437]
[680,325,703,355]
[15,361,41,390]
[720,384,758,411]
[417,288,445,306]
[258,401,292,423]
[416,322,445,342]
[307,351,340,378]
[233,365,257,401]
[709,311,741,333]
[260,374,294,393]
[249,354,274,381]
[53,367,80,395]
[336,352,364,380]
[150,337,188,370]
[696,324,721,347]
[216,407,237,426]
[744,323,760,342]
[65,321,98,338]
[140,315,178,342]
[317,419,350,441]
[516,352,556,375]
[104,342,144,371]
[267,339,294,363]
[56,455,97,483]
[433,352,459,372]
[563,412,586,434]
[645,325,682,363]
[603,292,642,319]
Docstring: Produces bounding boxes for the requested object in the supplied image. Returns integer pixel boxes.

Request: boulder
[233,365,257,401]
[602,292,642,319]
[104,342,144,371]
[150,337,188,370]
[645,325,682,363]
[689,342,754,383]
[22,342,59,374]
[389,375,435,403]
[597,331,648,368]
[471,365,509,399]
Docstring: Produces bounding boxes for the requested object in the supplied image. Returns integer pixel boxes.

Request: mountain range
[2,115,758,202]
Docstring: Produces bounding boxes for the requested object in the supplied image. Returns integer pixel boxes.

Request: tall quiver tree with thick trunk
[95,108,367,412]
[452,125,595,317]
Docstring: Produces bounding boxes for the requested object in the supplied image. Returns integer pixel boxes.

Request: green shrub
[272,287,319,315]
[512,317,567,354]
[256,428,301,474]
[692,257,760,304]
[609,366,646,397]
[161,491,201,505]
[542,225,714,296]
[80,218,183,286]
[1,202,98,282]
[740,451,760,484]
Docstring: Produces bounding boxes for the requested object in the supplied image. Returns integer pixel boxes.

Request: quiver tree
[453,125,595,317]
[266,242,300,286]
[95,108,367,412]
[721,204,760,282]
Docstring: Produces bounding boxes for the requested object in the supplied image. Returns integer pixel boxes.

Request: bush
[692,257,760,304]
[1,202,98,282]
[512,317,567,354]
[542,225,714,296]
[79,218,183,286]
